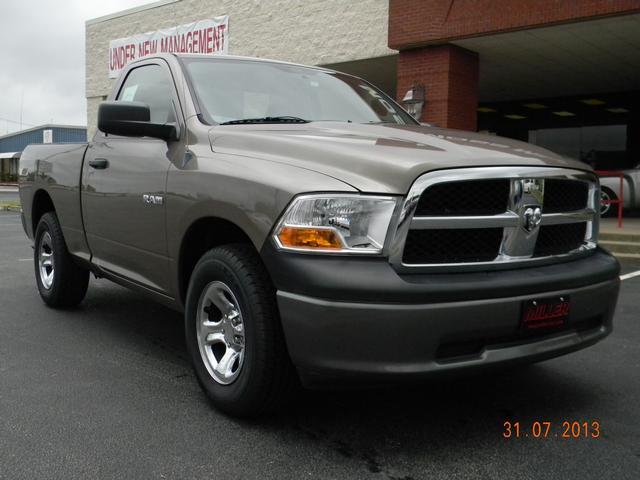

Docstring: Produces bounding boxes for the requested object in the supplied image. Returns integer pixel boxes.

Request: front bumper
[261,245,620,386]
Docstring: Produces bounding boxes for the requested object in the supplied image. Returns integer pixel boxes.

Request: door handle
[89,158,109,169]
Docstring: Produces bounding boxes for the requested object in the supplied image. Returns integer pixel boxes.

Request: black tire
[185,244,297,417]
[34,212,89,308]
[600,187,618,218]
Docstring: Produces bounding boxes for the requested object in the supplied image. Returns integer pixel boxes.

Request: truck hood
[209,122,590,194]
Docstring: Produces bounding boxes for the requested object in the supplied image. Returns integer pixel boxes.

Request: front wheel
[34,212,89,307]
[600,187,618,218]
[185,244,297,417]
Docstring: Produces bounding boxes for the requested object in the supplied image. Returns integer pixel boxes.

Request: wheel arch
[177,216,262,305]
[31,189,56,235]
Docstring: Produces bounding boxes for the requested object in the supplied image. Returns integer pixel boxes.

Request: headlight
[273,194,399,254]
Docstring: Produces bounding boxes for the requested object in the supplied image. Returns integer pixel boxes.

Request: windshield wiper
[220,116,309,125]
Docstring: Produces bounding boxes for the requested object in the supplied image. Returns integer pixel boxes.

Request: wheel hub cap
[38,231,55,290]
[196,281,245,385]
[600,191,611,215]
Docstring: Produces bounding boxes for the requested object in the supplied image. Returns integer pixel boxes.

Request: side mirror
[98,101,178,141]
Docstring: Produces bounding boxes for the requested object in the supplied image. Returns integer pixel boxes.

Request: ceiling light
[504,114,527,120]
[581,99,606,105]
[552,111,576,117]
[477,107,497,113]
[523,103,547,109]
[607,107,629,113]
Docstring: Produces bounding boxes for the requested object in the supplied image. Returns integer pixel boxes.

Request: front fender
[164,152,356,297]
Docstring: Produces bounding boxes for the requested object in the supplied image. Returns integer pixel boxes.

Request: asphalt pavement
[1,211,639,480]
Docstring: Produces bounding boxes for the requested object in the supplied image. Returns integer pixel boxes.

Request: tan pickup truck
[19,54,620,416]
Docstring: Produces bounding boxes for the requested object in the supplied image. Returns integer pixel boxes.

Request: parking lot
[0,210,638,480]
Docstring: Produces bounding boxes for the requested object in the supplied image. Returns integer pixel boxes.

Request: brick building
[86,0,640,169]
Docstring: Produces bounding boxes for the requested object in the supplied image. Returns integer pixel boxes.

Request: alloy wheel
[196,281,246,385]
[38,231,55,290]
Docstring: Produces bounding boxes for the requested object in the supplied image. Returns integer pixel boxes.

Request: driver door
[82,62,184,294]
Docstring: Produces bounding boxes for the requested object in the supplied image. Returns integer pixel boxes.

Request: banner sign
[108,16,229,78]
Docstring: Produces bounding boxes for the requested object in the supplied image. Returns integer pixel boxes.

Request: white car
[599,167,640,216]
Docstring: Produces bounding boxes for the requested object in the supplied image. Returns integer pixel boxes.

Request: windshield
[182,58,417,126]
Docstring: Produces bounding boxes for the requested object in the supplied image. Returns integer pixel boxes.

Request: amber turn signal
[277,226,343,250]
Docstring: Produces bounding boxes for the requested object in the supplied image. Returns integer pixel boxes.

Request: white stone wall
[86,0,394,136]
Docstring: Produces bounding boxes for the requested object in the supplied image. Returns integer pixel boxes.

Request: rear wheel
[185,244,297,417]
[34,212,89,307]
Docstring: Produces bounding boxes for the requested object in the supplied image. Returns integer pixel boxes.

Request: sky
[0,0,153,135]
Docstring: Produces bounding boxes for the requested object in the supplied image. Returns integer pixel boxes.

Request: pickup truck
[19,53,620,416]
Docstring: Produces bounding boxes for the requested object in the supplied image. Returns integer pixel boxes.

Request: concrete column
[397,44,479,131]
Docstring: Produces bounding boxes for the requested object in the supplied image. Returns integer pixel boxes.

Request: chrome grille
[542,179,589,213]
[402,228,503,264]
[533,222,588,257]
[414,179,510,216]
[390,167,598,271]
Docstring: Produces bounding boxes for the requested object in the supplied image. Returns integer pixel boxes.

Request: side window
[117,64,176,124]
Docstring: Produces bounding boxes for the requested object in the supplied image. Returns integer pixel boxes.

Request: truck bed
[19,143,90,261]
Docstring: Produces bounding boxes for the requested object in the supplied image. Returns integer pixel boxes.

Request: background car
[599,167,640,217]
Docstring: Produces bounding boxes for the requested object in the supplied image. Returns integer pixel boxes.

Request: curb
[0,206,21,213]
